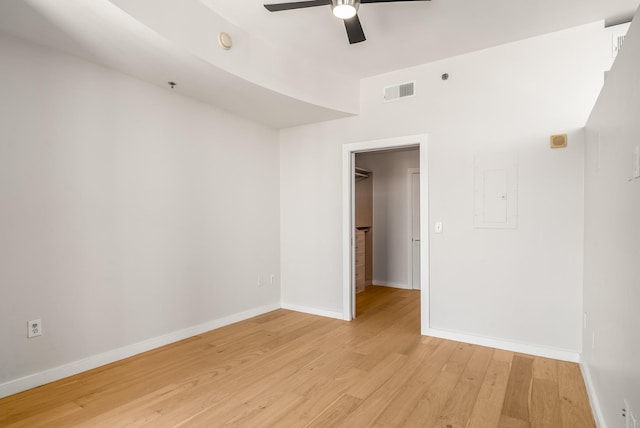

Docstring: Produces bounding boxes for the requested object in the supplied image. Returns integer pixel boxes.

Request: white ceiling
[202,0,639,78]
[0,0,638,128]
[0,0,357,128]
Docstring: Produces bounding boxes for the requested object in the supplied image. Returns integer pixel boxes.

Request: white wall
[356,149,420,288]
[583,9,640,427]
[0,34,280,393]
[280,21,611,358]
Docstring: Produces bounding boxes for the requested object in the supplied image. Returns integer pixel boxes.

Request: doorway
[342,134,429,334]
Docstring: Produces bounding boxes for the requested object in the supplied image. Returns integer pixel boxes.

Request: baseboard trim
[0,302,281,399]
[372,280,411,290]
[580,361,607,428]
[425,327,580,362]
[280,302,344,320]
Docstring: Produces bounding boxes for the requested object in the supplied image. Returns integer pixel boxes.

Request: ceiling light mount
[218,32,233,50]
[332,0,359,19]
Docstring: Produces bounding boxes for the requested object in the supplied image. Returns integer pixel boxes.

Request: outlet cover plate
[28,319,42,338]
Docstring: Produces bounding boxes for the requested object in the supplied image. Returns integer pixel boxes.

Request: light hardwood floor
[0,286,594,427]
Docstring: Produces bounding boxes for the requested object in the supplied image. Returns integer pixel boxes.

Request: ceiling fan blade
[344,14,366,44]
[264,0,331,12]
[360,0,431,3]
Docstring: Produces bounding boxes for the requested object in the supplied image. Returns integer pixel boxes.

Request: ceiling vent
[608,22,630,60]
[612,33,626,59]
[384,81,415,102]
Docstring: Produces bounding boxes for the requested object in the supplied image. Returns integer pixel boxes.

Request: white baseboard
[280,302,344,320]
[580,361,607,428]
[425,327,580,363]
[0,302,281,399]
[372,280,411,290]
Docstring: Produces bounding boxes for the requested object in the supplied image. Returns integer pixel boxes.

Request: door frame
[342,134,430,335]
[408,167,421,290]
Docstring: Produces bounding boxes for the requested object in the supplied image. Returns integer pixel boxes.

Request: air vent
[384,82,415,102]
[612,33,626,59]
[608,22,630,60]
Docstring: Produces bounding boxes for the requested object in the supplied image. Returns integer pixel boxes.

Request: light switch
[434,222,443,233]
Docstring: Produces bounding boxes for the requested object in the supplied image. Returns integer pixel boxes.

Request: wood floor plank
[371,339,457,427]
[402,342,475,427]
[346,352,408,400]
[206,348,342,424]
[0,286,596,428]
[532,356,558,382]
[502,354,534,422]
[148,346,326,426]
[304,394,363,428]
[71,383,184,428]
[225,392,305,427]
[270,367,365,427]
[467,350,513,428]
[531,378,562,428]
[557,361,596,428]
[499,414,530,428]
[4,402,83,428]
[336,337,438,427]
[437,345,495,427]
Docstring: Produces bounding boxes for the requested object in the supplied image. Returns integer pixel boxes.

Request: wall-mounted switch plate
[28,319,42,338]
[270,274,276,285]
[434,222,443,233]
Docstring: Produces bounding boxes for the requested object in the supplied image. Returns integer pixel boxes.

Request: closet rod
[354,167,371,178]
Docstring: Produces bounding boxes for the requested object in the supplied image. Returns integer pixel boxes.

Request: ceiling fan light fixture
[332,0,358,19]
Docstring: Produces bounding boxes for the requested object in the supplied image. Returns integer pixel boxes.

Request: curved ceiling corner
[108,0,360,118]
[0,0,358,129]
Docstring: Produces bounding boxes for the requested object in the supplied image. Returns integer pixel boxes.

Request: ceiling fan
[263,0,431,44]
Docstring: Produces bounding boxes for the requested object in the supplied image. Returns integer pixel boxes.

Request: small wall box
[550,134,567,148]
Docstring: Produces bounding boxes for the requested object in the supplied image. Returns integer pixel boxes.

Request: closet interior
[354,166,373,293]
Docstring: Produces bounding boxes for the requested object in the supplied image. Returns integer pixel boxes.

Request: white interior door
[411,171,421,290]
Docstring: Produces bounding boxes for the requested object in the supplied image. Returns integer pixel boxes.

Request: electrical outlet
[28,319,42,338]
[270,274,276,285]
